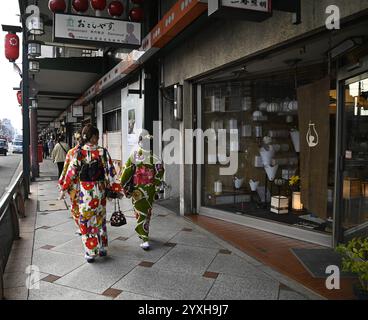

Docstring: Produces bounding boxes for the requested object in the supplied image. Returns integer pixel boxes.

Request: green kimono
[120,148,164,242]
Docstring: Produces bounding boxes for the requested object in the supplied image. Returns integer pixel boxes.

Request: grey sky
[0,2,23,131]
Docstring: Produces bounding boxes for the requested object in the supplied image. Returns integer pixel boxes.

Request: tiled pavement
[3,160,323,300]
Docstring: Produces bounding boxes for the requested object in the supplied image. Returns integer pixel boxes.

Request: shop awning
[34,57,104,129]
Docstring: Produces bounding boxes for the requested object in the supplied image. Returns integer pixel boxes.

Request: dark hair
[58,135,65,142]
[81,124,99,144]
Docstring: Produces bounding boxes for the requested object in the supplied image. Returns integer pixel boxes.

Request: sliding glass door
[336,71,368,243]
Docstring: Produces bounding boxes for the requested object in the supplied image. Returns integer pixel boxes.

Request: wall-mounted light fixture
[328,37,363,59]
[173,84,183,121]
[29,59,40,72]
[29,97,38,109]
[27,39,43,57]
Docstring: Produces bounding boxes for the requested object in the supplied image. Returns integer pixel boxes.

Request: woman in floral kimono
[120,135,164,250]
[58,131,82,233]
[60,125,121,263]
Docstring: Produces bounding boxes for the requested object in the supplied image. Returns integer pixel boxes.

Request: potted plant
[336,237,368,300]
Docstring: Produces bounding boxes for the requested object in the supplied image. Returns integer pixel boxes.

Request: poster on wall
[72,105,84,118]
[107,131,122,162]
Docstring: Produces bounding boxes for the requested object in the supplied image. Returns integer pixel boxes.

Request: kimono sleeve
[152,154,164,187]
[60,152,80,192]
[104,149,122,194]
[120,154,135,191]
[58,149,73,189]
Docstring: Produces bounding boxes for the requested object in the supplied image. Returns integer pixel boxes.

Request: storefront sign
[72,105,84,118]
[53,13,141,47]
[208,0,272,21]
[221,0,270,12]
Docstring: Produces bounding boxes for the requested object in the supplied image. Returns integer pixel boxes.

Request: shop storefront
[189,18,368,246]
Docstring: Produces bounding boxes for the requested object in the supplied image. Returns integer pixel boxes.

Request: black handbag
[110,199,127,227]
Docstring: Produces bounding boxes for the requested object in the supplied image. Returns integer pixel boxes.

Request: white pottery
[252,110,263,121]
[234,177,244,189]
[258,101,269,111]
[254,125,263,138]
[241,97,252,111]
[288,100,298,112]
[264,165,279,182]
[249,180,260,192]
[282,98,291,112]
[260,147,275,166]
[267,102,280,113]
[214,181,223,195]
[263,136,272,145]
[290,130,300,153]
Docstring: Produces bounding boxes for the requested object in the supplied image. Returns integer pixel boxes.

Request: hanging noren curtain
[297,76,330,220]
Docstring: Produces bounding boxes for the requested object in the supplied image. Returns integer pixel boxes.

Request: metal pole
[30,108,39,179]
[21,14,30,198]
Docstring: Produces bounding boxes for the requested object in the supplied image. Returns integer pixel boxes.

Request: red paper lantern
[90,0,106,11]
[72,0,89,13]
[131,0,144,4]
[48,0,66,13]
[17,91,22,106]
[5,33,19,62]
[108,1,124,17]
[129,7,144,22]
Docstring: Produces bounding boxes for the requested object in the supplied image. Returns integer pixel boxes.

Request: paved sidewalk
[3,160,323,300]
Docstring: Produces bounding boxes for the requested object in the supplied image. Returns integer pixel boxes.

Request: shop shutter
[103,88,121,114]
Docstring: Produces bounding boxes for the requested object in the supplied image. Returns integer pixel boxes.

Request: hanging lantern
[90,0,107,16]
[5,33,20,62]
[72,0,89,13]
[17,91,22,106]
[48,0,66,13]
[108,1,124,18]
[29,98,38,110]
[129,7,144,22]
[27,15,44,35]
[27,40,43,58]
[29,59,40,73]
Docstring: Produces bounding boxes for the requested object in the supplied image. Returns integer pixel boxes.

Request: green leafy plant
[336,237,368,293]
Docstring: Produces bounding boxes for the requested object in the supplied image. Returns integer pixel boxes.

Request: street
[0,144,22,199]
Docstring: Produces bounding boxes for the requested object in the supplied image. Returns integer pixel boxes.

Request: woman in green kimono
[120,135,164,250]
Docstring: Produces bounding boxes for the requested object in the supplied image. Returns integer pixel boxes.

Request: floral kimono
[61,143,121,257]
[59,144,80,227]
[120,147,164,242]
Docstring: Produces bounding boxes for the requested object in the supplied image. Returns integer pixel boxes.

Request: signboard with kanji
[53,13,141,48]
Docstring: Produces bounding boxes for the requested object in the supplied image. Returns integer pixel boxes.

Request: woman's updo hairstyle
[81,124,99,144]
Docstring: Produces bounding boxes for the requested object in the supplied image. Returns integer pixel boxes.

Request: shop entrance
[336,69,368,243]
